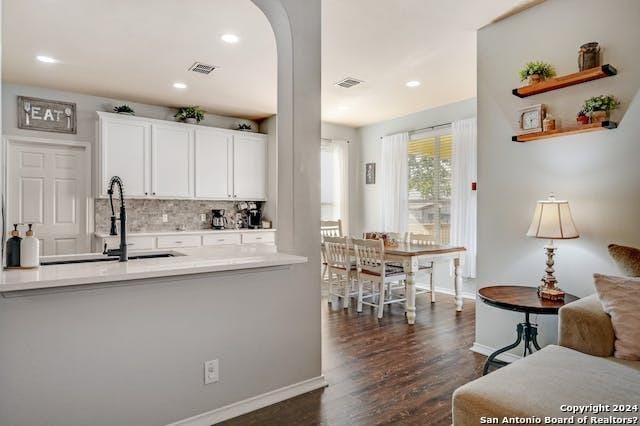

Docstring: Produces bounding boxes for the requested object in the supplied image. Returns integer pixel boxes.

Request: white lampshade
[526,194,579,239]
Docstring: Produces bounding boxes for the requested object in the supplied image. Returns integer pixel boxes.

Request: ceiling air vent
[335,77,364,88]
[188,62,217,75]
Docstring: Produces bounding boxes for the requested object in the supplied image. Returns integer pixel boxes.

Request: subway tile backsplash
[94,199,242,233]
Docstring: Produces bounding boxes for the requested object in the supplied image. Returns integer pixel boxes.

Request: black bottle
[6,224,22,268]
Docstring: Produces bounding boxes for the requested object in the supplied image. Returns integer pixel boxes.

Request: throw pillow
[593,273,640,361]
[608,244,640,276]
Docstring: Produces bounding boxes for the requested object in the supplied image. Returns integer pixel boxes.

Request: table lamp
[526,193,579,300]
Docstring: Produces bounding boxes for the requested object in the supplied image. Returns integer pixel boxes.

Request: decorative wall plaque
[365,162,376,185]
[17,96,77,134]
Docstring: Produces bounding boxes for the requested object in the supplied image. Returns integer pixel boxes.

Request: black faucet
[102,176,128,262]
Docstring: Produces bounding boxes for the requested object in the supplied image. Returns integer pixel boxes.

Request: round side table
[478,285,578,375]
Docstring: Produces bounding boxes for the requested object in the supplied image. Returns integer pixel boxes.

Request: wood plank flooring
[221,293,484,426]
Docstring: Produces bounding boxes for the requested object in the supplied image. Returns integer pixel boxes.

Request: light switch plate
[162,214,168,223]
[200,214,206,222]
[204,359,219,385]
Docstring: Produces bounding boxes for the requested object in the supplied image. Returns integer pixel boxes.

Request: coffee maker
[248,209,262,229]
[211,209,227,230]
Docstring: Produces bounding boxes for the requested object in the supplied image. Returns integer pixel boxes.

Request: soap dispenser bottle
[20,224,40,268]
[6,224,22,268]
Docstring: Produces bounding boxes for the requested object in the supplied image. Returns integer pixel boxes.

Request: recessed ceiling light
[406,80,421,88]
[173,82,187,89]
[221,34,240,44]
[36,55,58,63]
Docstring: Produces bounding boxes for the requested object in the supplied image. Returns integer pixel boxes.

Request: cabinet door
[100,118,150,196]
[194,129,233,199]
[151,124,194,197]
[233,134,267,200]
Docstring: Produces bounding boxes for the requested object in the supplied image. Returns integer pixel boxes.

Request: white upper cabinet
[233,134,267,200]
[99,114,150,197]
[97,112,267,201]
[151,124,194,198]
[194,128,233,199]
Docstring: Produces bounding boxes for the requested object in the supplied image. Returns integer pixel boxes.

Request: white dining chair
[352,238,407,319]
[321,220,343,281]
[408,232,436,303]
[324,236,356,309]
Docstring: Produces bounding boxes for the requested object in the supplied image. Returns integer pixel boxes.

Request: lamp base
[538,286,565,301]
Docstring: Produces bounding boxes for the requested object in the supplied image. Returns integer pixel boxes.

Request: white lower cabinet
[202,233,242,246]
[94,230,276,252]
[156,235,201,249]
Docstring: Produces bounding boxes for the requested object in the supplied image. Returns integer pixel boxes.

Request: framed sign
[17,96,77,134]
[365,162,376,185]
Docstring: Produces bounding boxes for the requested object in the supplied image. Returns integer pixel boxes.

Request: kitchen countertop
[0,245,305,294]
[94,228,276,238]
[93,228,276,238]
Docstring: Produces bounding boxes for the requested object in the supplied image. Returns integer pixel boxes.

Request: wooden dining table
[325,241,467,324]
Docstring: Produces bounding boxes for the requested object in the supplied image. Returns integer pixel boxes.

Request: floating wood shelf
[512,121,617,142]
[512,65,617,98]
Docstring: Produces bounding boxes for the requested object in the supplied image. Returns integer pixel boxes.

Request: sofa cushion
[594,274,640,361]
[608,244,640,276]
[452,345,640,425]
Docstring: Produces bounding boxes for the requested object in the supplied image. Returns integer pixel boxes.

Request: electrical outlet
[200,214,207,222]
[162,214,168,223]
[204,359,219,385]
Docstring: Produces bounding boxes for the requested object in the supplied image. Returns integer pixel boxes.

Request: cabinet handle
[217,239,225,242]
[255,237,262,240]
[152,192,156,195]
[233,195,237,198]
[175,241,183,244]
[145,192,148,195]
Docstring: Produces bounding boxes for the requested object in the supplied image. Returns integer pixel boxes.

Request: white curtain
[451,118,477,278]
[321,139,349,233]
[380,132,409,233]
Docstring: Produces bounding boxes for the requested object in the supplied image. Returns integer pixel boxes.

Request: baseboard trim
[168,375,328,426]
[434,286,476,300]
[470,342,522,363]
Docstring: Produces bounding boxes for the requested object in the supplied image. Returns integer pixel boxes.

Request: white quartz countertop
[0,245,306,294]
[94,228,276,238]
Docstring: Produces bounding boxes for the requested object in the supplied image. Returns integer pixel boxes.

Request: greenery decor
[113,104,135,115]
[237,123,252,131]
[174,106,205,123]
[581,95,620,113]
[519,61,556,82]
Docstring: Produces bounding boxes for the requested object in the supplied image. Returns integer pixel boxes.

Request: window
[407,131,452,243]
[321,140,348,228]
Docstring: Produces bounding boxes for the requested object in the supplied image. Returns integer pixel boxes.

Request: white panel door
[7,139,90,255]
[194,128,232,199]
[151,124,194,197]
[233,134,267,200]
[101,117,150,196]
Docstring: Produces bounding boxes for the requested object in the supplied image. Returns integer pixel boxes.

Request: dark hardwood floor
[221,293,485,426]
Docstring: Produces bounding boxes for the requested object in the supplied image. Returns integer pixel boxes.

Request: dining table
[324,240,467,324]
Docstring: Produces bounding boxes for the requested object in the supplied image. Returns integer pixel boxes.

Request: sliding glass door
[407,130,452,243]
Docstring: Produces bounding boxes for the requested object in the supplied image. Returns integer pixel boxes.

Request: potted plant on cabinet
[174,106,205,124]
[582,95,620,123]
[519,61,556,85]
[113,104,135,115]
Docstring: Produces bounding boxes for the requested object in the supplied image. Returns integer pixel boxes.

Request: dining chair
[408,232,436,303]
[324,236,356,309]
[321,220,343,281]
[352,238,407,319]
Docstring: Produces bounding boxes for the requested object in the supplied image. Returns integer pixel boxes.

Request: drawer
[103,236,155,251]
[242,232,275,244]
[202,233,241,246]
[156,235,202,249]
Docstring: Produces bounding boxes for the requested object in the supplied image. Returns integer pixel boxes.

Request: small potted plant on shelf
[174,106,205,124]
[113,104,135,115]
[576,110,590,125]
[582,95,620,123]
[236,123,252,131]
[519,61,556,85]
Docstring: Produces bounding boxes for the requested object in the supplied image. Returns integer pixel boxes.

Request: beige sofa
[452,295,640,425]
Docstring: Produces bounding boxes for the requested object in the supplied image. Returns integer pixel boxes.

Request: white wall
[476,0,640,353]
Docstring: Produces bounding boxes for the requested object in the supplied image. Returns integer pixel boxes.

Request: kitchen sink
[40,251,183,266]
